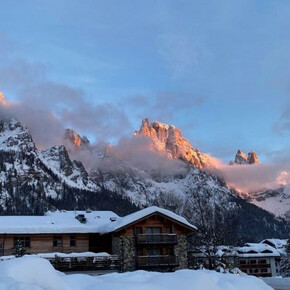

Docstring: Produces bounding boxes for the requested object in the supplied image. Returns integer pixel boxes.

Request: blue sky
[0,0,289,162]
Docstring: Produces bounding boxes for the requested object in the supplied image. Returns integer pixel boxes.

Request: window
[249,260,257,264]
[147,248,162,256]
[53,236,62,247]
[165,227,172,233]
[14,237,30,248]
[165,247,174,256]
[70,235,76,247]
[260,259,267,264]
[135,227,143,235]
[260,269,268,273]
[240,260,246,264]
[145,227,161,234]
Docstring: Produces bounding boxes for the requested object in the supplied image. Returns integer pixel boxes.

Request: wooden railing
[47,255,120,271]
[136,234,177,244]
[136,255,178,268]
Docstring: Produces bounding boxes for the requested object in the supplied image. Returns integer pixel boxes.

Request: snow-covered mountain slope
[0,119,95,213]
[0,119,36,152]
[92,164,230,208]
[247,186,290,219]
[228,150,289,218]
[39,145,97,191]
[0,118,138,215]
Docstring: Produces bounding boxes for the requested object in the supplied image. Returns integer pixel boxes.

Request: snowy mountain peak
[247,151,259,164]
[233,149,259,165]
[0,119,36,152]
[64,129,90,150]
[135,118,211,167]
[0,91,8,106]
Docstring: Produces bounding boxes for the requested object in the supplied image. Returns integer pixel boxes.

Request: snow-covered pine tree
[13,239,26,258]
[284,238,290,277]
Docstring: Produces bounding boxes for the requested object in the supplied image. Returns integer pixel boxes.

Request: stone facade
[174,235,188,269]
[112,236,136,272]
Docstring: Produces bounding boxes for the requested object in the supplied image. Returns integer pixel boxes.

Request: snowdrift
[0,257,273,290]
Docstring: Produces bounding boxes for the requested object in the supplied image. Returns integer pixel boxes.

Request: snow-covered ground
[262,277,290,290]
[0,256,273,290]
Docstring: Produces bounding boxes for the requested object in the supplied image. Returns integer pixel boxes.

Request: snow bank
[0,257,273,290]
[63,270,273,290]
[0,256,68,290]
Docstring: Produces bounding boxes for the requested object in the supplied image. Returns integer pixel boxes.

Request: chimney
[76,214,87,223]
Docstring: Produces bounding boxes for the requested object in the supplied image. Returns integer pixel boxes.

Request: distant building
[189,241,284,277]
[0,206,196,272]
[237,243,281,277]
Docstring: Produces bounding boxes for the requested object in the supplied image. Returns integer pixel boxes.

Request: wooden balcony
[136,234,177,245]
[136,255,179,268]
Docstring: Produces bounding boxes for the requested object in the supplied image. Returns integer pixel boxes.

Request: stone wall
[112,236,136,272]
[174,235,188,269]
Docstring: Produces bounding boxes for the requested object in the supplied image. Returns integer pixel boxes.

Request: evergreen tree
[13,239,26,258]
[283,238,290,277]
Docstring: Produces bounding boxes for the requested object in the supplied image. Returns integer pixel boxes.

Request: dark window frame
[53,236,63,247]
[70,235,76,247]
[145,227,162,234]
[135,227,143,235]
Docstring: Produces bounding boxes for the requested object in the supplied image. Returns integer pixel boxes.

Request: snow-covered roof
[237,243,280,258]
[260,238,288,249]
[0,206,196,234]
[108,206,197,232]
[0,210,119,234]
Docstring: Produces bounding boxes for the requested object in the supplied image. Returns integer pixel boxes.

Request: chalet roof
[260,238,288,249]
[0,206,196,234]
[108,206,197,232]
[0,210,119,234]
[237,243,280,258]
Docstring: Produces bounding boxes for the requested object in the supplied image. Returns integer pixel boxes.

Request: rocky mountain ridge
[134,118,212,168]
[230,149,259,165]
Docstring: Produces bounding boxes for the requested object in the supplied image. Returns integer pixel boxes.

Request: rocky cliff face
[135,118,211,167]
[0,119,36,153]
[247,151,259,164]
[64,129,91,151]
[233,149,259,165]
[39,145,95,190]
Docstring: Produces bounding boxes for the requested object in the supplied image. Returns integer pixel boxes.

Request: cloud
[0,36,132,148]
[208,156,290,193]
[122,91,206,125]
[93,135,188,176]
[0,93,64,148]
